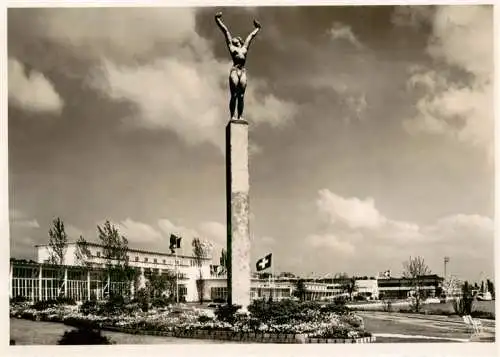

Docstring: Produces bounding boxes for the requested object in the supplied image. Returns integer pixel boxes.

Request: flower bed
[10,300,374,343]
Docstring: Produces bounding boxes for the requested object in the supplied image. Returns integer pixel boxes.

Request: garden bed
[10,299,375,344]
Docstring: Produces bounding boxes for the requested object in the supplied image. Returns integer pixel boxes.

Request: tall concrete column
[226,119,251,309]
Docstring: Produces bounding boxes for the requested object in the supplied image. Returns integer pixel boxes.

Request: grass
[9,318,224,345]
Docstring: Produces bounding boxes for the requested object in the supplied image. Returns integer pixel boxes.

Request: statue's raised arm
[215,12,232,47]
[244,19,261,49]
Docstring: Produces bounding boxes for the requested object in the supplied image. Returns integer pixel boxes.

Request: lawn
[9,318,224,345]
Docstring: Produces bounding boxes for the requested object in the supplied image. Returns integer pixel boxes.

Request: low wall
[99,324,376,343]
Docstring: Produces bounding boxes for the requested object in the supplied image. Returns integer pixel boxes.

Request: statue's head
[231,37,243,47]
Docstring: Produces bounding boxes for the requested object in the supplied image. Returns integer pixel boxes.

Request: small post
[39,265,43,301]
[64,267,68,298]
[87,270,91,300]
[175,250,179,304]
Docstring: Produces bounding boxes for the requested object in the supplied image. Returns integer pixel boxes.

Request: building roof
[35,242,211,260]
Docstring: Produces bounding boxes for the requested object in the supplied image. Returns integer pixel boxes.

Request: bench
[462,315,483,336]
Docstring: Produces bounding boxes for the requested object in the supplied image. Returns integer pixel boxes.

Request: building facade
[9,245,443,303]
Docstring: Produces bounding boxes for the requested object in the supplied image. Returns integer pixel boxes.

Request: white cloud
[25,8,197,63]
[307,233,355,254]
[10,209,40,229]
[65,224,85,239]
[404,6,493,159]
[90,54,296,150]
[329,22,363,49]
[8,58,63,114]
[309,189,493,266]
[118,218,163,243]
[157,218,198,241]
[316,189,385,229]
[391,6,434,28]
[13,219,40,229]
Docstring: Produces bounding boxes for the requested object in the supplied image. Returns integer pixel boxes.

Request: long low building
[9,243,445,303]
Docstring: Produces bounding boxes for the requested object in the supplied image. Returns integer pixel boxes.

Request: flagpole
[271,254,275,301]
[175,247,179,304]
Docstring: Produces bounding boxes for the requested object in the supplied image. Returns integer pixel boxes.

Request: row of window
[93,251,193,266]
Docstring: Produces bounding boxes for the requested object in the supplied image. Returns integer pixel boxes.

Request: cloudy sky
[7,5,494,281]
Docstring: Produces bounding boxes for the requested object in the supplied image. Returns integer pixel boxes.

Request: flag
[256,253,272,272]
[169,234,181,254]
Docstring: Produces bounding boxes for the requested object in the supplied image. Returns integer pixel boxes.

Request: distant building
[377,274,444,299]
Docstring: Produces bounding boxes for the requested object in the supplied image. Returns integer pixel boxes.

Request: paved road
[358,311,495,343]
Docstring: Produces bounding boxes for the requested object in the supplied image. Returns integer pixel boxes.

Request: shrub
[320,302,350,315]
[32,300,57,311]
[136,288,150,312]
[215,304,241,324]
[197,314,213,323]
[452,297,474,316]
[80,300,99,315]
[382,300,393,312]
[248,299,301,324]
[152,296,172,308]
[58,328,113,345]
[471,310,495,320]
[10,296,28,304]
[55,296,76,305]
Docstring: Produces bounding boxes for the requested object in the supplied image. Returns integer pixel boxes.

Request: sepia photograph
[5,1,495,350]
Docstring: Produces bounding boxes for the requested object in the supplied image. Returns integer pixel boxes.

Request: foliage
[58,328,113,345]
[198,314,214,323]
[97,220,136,296]
[402,256,430,312]
[218,249,228,275]
[146,271,176,299]
[293,279,307,302]
[214,304,241,324]
[80,300,99,315]
[74,235,92,267]
[10,295,28,303]
[471,310,495,320]
[32,297,76,311]
[342,278,357,301]
[48,217,68,265]
[192,238,211,304]
[486,279,495,299]
[136,288,150,312]
[382,300,393,312]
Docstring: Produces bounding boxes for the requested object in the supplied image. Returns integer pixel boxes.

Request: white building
[35,242,212,302]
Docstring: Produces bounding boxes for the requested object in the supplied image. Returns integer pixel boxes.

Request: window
[96,252,101,258]
[162,259,166,264]
[135,256,139,262]
[144,257,149,263]
[154,258,157,264]
[126,255,130,261]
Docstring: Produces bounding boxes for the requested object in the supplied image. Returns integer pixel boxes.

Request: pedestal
[226,119,251,309]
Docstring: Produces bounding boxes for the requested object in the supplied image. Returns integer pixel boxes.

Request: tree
[48,217,68,265]
[219,248,228,276]
[402,256,430,312]
[342,277,357,301]
[192,238,212,304]
[293,279,307,302]
[74,235,92,267]
[147,270,177,300]
[486,279,495,299]
[97,221,135,297]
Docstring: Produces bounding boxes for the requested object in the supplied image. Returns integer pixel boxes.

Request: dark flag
[256,253,272,272]
[169,234,181,254]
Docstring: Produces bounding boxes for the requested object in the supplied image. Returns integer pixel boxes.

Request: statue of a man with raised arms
[215,12,261,121]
